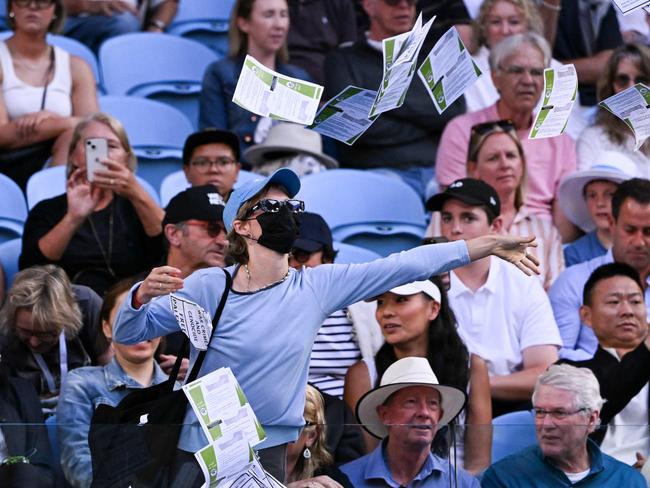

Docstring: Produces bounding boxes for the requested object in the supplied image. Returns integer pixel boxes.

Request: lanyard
[32,332,68,394]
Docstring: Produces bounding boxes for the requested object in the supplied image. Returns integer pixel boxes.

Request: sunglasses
[184,220,226,238]
[13,0,54,8]
[614,73,649,87]
[16,327,59,342]
[247,199,305,217]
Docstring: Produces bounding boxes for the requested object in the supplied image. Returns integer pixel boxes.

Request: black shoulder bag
[88,269,232,488]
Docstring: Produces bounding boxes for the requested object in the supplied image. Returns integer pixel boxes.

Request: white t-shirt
[599,348,650,465]
[448,256,562,377]
[564,468,591,483]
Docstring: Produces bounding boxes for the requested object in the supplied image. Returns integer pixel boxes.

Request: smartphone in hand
[85,138,108,182]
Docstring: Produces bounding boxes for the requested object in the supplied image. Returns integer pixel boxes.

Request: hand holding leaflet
[599,83,650,149]
[529,64,578,139]
[309,86,379,145]
[417,26,482,114]
[612,0,650,15]
[232,55,324,125]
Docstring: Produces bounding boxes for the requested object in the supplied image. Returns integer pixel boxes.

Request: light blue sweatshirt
[113,241,470,452]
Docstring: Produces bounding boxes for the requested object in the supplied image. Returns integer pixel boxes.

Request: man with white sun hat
[340,357,479,487]
[559,151,639,267]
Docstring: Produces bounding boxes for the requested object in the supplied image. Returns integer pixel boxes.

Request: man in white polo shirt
[426,178,562,416]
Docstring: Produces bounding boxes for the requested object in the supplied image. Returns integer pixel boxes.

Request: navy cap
[293,212,333,252]
[183,128,241,165]
[163,185,225,227]
[426,178,501,217]
[223,168,301,231]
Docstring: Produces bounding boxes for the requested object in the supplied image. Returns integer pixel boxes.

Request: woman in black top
[19,112,163,295]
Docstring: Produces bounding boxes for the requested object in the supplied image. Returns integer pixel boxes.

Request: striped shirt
[308,308,361,398]
[426,207,564,290]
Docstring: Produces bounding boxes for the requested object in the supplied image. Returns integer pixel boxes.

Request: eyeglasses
[183,220,226,238]
[533,407,587,420]
[500,65,545,78]
[13,0,54,8]
[15,327,59,342]
[468,120,516,160]
[382,0,416,5]
[614,73,649,87]
[247,199,305,217]
[189,157,237,173]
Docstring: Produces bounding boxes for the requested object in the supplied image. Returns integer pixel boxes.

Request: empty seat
[491,410,537,463]
[99,33,218,128]
[0,173,28,242]
[334,241,382,265]
[167,0,235,56]
[0,238,21,291]
[297,170,427,256]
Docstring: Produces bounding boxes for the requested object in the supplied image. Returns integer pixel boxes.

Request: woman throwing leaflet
[113,168,539,484]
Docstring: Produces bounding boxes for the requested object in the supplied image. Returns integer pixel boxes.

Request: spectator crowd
[0,0,649,487]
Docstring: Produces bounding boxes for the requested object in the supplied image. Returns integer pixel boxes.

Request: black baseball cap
[182,128,241,165]
[426,178,501,217]
[293,212,333,253]
[163,185,225,227]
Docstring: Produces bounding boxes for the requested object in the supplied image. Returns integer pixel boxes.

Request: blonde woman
[286,385,350,488]
[0,265,91,414]
[19,112,164,295]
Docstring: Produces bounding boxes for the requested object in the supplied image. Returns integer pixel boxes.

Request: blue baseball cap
[223,168,301,231]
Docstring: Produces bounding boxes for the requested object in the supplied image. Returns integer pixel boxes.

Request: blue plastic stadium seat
[159,168,259,207]
[0,173,27,243]
[491,410,537,463]
[0,238,21,291]
[26,165,160,209]
[167,0,234,56]
[334,241,382,265]
[100,96,195,190]
[99,33,218,128]
[297,170,427,257]
[0,0,8,30]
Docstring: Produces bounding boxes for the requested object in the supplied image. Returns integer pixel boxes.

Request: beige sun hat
[243,123,339,169]
[356,357,466,439]
[558,151,639,232]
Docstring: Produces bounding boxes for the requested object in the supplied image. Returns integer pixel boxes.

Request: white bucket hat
[356,357,466,439]
[365,280,442,303]
[558,151,639,232]
[243,123,339,169]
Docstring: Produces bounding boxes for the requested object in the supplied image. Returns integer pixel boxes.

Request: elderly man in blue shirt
[340,357,479,488]
[482,364,646,487]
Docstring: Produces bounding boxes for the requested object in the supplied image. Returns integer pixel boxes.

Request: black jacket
[560,343,650,444]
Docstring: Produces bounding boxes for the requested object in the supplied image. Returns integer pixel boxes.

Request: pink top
[435,103,577,220]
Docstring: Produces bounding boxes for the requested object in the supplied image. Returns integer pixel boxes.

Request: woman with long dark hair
[344,277,491,473]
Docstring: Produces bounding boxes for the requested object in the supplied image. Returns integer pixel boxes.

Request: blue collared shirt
[549,250,650,361]
[57,357,168,488]
[481,439,646,487]
[340,440,480,488]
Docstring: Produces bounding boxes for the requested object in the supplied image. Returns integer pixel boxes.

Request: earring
[9,12,14,18]
[303,447,311,460]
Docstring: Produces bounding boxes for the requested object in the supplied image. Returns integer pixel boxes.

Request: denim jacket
[56,357,167,488]
[198,55,310,157]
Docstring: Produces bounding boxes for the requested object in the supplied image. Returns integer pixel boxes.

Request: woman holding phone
[115,168,540,483]
[19,112,164,296]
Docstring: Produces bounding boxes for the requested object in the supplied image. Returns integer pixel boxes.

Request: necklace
[243,264,289,292]
[87,200,116,278]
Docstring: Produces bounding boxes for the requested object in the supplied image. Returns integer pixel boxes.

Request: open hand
[66,168,102,222]
[492,234,540,276]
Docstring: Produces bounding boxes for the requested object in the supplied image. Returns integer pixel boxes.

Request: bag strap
[185,269,232,384]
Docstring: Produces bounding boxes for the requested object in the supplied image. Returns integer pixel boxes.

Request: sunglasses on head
[468,120,516,160]
[246,199,305,218]
[184,220,226,238]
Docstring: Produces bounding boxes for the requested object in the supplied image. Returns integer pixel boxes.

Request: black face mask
[256,206,299,254]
